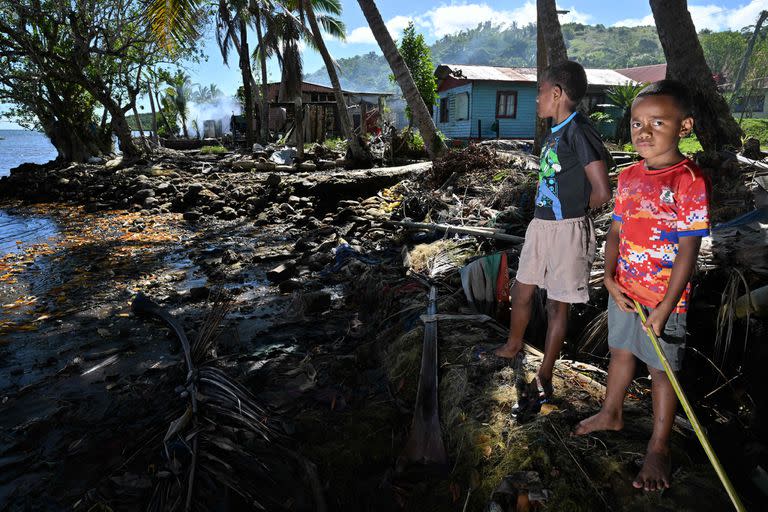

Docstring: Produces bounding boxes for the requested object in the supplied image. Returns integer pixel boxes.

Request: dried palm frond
[577,309,609,355]
[714,269,751,366]
[130,293,321,511]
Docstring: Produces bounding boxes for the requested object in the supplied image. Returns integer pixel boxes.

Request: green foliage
[322,137,347,153]
[200,145,228,154]
[589,111,611,124]
[739,118,768,144]
[606,82,645,109]
[391,22,438,120]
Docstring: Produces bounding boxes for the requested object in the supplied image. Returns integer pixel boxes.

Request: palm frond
[317,14,345,40]
[310,0,343,16]
[146,0,207,51]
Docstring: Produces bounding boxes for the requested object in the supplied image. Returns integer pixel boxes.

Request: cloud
[345,15,417,44]
[344,2,591,44]
[613,0,767,31]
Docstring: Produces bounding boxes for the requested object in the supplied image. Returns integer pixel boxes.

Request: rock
[275,165,294,173]
[132,188,155,203]
[222,249,240,264]
[218,207,238,220]
[232,160,257,171]
[302,290,331,313]
[87,156,105,164]
[183,211,202,222]
[297,161,316,172]
[196,188,220,204]
[189,286,210,301]
[255,161,276,171]
[57,177,70,186]
[267,261,296,283]
[105,157,124,170]
[266,173,281,187]
[279,203,295,215]
[252,142,265,153]
[278,278,303,293]
[288,195,301,204]
[143,196,158,208]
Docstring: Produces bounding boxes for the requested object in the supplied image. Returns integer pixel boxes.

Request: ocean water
[0,130,58,178]
[0,130,60,256]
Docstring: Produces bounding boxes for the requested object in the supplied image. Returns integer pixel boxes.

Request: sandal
[511,375,553,420]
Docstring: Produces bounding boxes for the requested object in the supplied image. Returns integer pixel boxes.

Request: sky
[1,0,766,129]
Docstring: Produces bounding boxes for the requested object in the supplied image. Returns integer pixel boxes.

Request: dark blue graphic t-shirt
[535,112,605,220]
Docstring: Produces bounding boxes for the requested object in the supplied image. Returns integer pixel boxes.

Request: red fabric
[612,158,710,313]
[496,251,510,303]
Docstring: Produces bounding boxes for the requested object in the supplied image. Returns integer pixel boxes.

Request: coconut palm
[216,0,259,148]
[166,70,194,138]
[302,0,370,164]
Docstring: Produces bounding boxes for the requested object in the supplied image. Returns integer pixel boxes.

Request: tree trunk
[180,113,190,139]
[132,103,152,153]
[534,0,569,153]
[305,0,369,165]
[147,79,159,143]
[357,0,446,159]
[650,0,742,151]
[730,10,768,105]
[97,94,140,159]
[253,6,270,144]
[295,97,304,159]
[239,15,255,151]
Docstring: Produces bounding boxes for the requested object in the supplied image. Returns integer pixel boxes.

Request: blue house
[433,64,633,141]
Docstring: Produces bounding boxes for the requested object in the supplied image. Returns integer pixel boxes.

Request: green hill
[304,22,667,92]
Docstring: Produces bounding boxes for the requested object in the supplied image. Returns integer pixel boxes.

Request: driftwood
[402,285,447,467]
[389,220,525,243]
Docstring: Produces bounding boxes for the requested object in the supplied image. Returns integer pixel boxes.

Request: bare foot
[633,446,671,491]
[573,410,623,436]
[493,341,522,359]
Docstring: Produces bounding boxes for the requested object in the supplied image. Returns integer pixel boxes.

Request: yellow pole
[633,299,746,512]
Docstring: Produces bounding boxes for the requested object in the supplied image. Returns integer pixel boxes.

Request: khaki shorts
[516,216,595,304]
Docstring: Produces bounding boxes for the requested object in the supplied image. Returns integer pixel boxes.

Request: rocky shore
[0,145,765,511]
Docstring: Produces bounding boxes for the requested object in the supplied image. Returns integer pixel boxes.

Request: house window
[439,97,449,122]
[496,91,517,118]
[454,92,469,121]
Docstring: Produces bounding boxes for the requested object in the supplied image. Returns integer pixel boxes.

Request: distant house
[433,64,633,140]
[260,81,392,142]
[615,63,667,84]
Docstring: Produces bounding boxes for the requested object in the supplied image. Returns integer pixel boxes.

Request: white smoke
[186,96,242,137]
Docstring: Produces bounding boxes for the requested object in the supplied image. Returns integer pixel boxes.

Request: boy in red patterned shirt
[575,81,710,492]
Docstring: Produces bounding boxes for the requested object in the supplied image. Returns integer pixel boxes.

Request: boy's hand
[604,275,634,313]
[643,302,674,337]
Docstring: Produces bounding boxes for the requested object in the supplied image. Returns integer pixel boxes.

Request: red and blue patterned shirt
[612,158,710,313]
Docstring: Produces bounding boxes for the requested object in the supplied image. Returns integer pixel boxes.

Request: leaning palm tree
[302,0,370,165]
[356,0,446,158]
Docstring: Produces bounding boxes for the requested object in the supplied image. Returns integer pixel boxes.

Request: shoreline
[0,149,763,510]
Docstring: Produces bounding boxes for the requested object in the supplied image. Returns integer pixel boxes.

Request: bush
[739,118,768,145]
[200,145,228,155]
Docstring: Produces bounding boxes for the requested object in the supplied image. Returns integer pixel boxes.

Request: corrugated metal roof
[615,64,667,84]
[437,64,636,86]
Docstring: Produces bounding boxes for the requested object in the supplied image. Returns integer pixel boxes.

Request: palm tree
[216,0,258,148]
[356,0,446,158]
[649,0,742,151]
[302,0,370,164]
[250,0,273,144]
[166,70,194,138]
